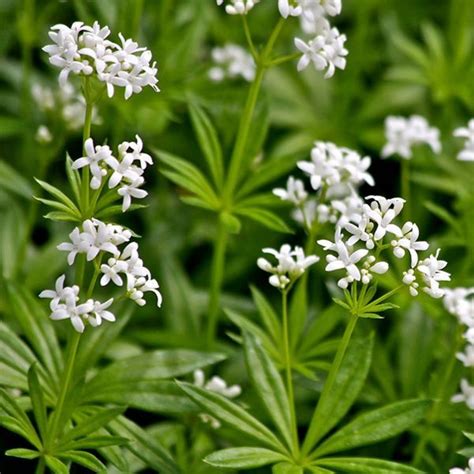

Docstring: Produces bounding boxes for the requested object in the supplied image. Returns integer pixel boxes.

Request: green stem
[46,331,81,449]
[86,257,102,299]
[267,51,300,67]
[302,312,359,455]
[242,15,258,60]
[35,457,45,474]
[401,159,411,220]
[282,290,299,455]
[412,325,464,466]
[81,85,94,217]
[206,218,228,346]
[364,285,403,309]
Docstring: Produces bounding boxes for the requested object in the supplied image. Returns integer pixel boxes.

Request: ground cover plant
[0,0,473,472]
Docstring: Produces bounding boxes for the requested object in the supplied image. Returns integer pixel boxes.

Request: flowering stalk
[401,159,411,220]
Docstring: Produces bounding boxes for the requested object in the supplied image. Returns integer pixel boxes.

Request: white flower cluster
[287,0,347,78]
[72,135,151,211]
[40,275,115,333]
[216,0,259,15]
[257,244,319,289]
[274,142,373,231]
[450,458,474,474]
[193,369,241,428]
[317,195,450,294]
[209,44,256,82]
[445,288,474,411]
[43,21,159,100]
[32,82,100,132]
[381,115,441,159]
[57,218,162,308]
[454,119,474,162]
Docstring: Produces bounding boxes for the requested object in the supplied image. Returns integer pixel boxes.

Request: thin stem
[401,159,411,220]
[46,331,81,449]
[282,290,299,455]
[86,256,102,299]
[364,285,404,309]
[206,218,228,346]
[267,51,300,67]
[302,312,359,455]
[35,458,45,474]
[81,83,94,216]
[242,15,258,60]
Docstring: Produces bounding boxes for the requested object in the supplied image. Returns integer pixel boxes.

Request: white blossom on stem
[209,44,255,82]
[273,176,308,205]
[451,379,474,410]
[453,119,474,162]
[449,458,474,474]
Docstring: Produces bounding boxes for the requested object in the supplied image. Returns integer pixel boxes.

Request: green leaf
[57,435,129,452]
[424,200,462,234]
[220,211,242,234]
[34,196,80,215]
[109,416,180,474]
[27,363,47,440]
[61,407,126,444]
[43,211,81,222]
[180,195,217,211]
[6,284,62,386]
[313,399,431,457]
[84,350,225,399]
[303,334,374,453]
[272,462,304,474]
[235,206,292,233]
[243,332,293,451]
[0,204,26,278]
[177,381,286,452]
[58,450,106,472]
[0,160,33,198]
[34,178,79,213]
[154,149,220,208]
[45,455,69,474]
[205,447,288,469]
[5,448,40,459]
[250,285,281,343]
[0,414,41,449]
[65,154,82,204]
[314,457,423,473]
[189,102,224,188]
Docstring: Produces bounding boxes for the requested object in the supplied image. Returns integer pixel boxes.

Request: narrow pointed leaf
[235,206,292,233]
[34,178,79,213]
[189,102,224,188]
[313,399,431,457]
[243,332,293,451]
[273,462,304,474]
[5,448,40,459]
[45,455,69,474]
[205,447,288,469]
[303,334,374,453]
[57,435,129,452]
[314,457,424,473]
[27,363,48,440]
[58,450,106,472]
[177,381,286,452]
[250,285,281,343]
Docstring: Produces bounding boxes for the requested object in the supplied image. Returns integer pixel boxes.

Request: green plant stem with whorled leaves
[206,19,286,346]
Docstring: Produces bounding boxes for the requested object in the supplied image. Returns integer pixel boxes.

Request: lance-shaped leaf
[83,350,225,398]
[205,447,289,469]
[234,206,292,233]
[250,285,281,343]
[57,435,129,452]
[177,381,287,452]
[5,448,40,459]
[313,399,431,457]
[273,462,304,473]
[303,334,374,453]
[34,178,80,215]
[108,416,180,474]
[154,149,220,209]
[313,457,424,473]
[58,450,106,472]
[189,102,224,188]
[243,332,293,451]
[45,455,69,474]
[27,363,47,440]
[0,159,33,198]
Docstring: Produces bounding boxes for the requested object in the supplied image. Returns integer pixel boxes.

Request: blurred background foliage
[0,0,473,472]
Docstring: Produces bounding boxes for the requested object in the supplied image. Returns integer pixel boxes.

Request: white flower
[444,287,474,318]
[216,0,259,15]
[273,176,308,205]
[363,196,404,241]
[294,27,347,78]
[257,244,319,289]
[390,222,429,267]
[278,0,303,18]
[127,276,162,307]
[342,213,374,250]
[451,379,474,410]
[360,256,389,285]
[209,44,255,82]
[118,176,148,212]
[100,257,128,286]
[402,269,419,296]
[318,237,368,288]
[87,298,116,327]
[35,125,53,144]
[193,369,241,428]
[456,344,474,367]
[72,138,114,189]
[39,274,79,309]
[417,249,450,299]
[465,328,474,345]
[449,458,474,474]
[43,21,159,100]
[453,119,474,161]
[297,142,373,194]
[381,115,441,159]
